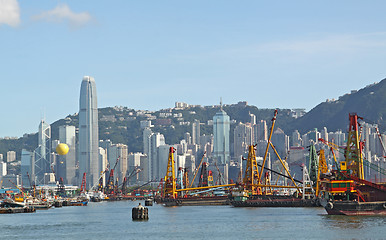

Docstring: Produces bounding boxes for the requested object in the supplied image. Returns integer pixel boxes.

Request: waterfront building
[57,125,76,185]
[21,149,33,187]
[79,76,99,188]
[34,120,51,185]
[213,104,230,165]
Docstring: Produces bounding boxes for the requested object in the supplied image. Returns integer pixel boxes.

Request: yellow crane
[163,147,177,198]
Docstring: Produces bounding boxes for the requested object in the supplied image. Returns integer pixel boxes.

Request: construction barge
[0,200,36,214]
[318,113,386,215]
[158,111,323,207]
[231,195,317,207]
[157,195,230,207]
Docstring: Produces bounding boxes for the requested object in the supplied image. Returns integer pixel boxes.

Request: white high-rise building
[107,144,128,185]
[192,119,201,145]
[234,122,253,162]
[79,76,99,188]
[143,128,153,181]
[6,151,16,163]
[255,120,268,142]
[0,161,7,177]
[150,133,165,181]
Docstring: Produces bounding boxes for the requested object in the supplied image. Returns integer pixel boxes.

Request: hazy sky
[1,0,386,137]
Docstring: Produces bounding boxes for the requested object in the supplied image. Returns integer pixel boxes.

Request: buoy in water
[132,203,148,220]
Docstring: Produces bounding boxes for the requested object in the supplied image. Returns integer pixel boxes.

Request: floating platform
[0,207,36,214]
[231,195,318,207]
[158,196,230,207]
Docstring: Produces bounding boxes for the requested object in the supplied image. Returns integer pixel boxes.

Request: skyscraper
[213,104,230,165]
[192,119,200,145]
[21,149,34,187]
[254,120,267,143]
[57,125,76,185]
[35,120,51,185]
[79,76,99,188]
[234,122,253,162]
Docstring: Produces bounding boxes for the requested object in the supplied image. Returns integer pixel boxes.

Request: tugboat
[319,113,386,215]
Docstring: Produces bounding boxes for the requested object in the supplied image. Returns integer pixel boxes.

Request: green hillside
[290,79,386,134]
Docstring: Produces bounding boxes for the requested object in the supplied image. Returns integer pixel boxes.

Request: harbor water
[1,201,385,240]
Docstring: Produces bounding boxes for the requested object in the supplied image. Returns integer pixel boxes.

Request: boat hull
[231,195,318,207]
[158,196,230,206]
[325,201,386,215]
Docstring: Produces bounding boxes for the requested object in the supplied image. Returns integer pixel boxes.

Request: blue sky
[1,1,386,137]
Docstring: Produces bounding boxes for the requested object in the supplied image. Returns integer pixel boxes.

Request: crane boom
[190,151,206,188]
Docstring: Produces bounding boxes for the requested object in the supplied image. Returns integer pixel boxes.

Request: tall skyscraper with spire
[213,100,230,165]
[79,76,99,188]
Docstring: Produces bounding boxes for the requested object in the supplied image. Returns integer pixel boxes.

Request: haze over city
[2,1,386,137]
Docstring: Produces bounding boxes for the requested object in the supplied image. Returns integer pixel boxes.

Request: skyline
[2,1,386,137]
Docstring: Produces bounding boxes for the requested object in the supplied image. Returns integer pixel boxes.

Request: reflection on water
[0,202,384,240]
[323,214,386,230]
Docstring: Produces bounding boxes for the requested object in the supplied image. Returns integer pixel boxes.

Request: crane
[105,156,120,195]
[189,151,206,188]
[120,167,142,194]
